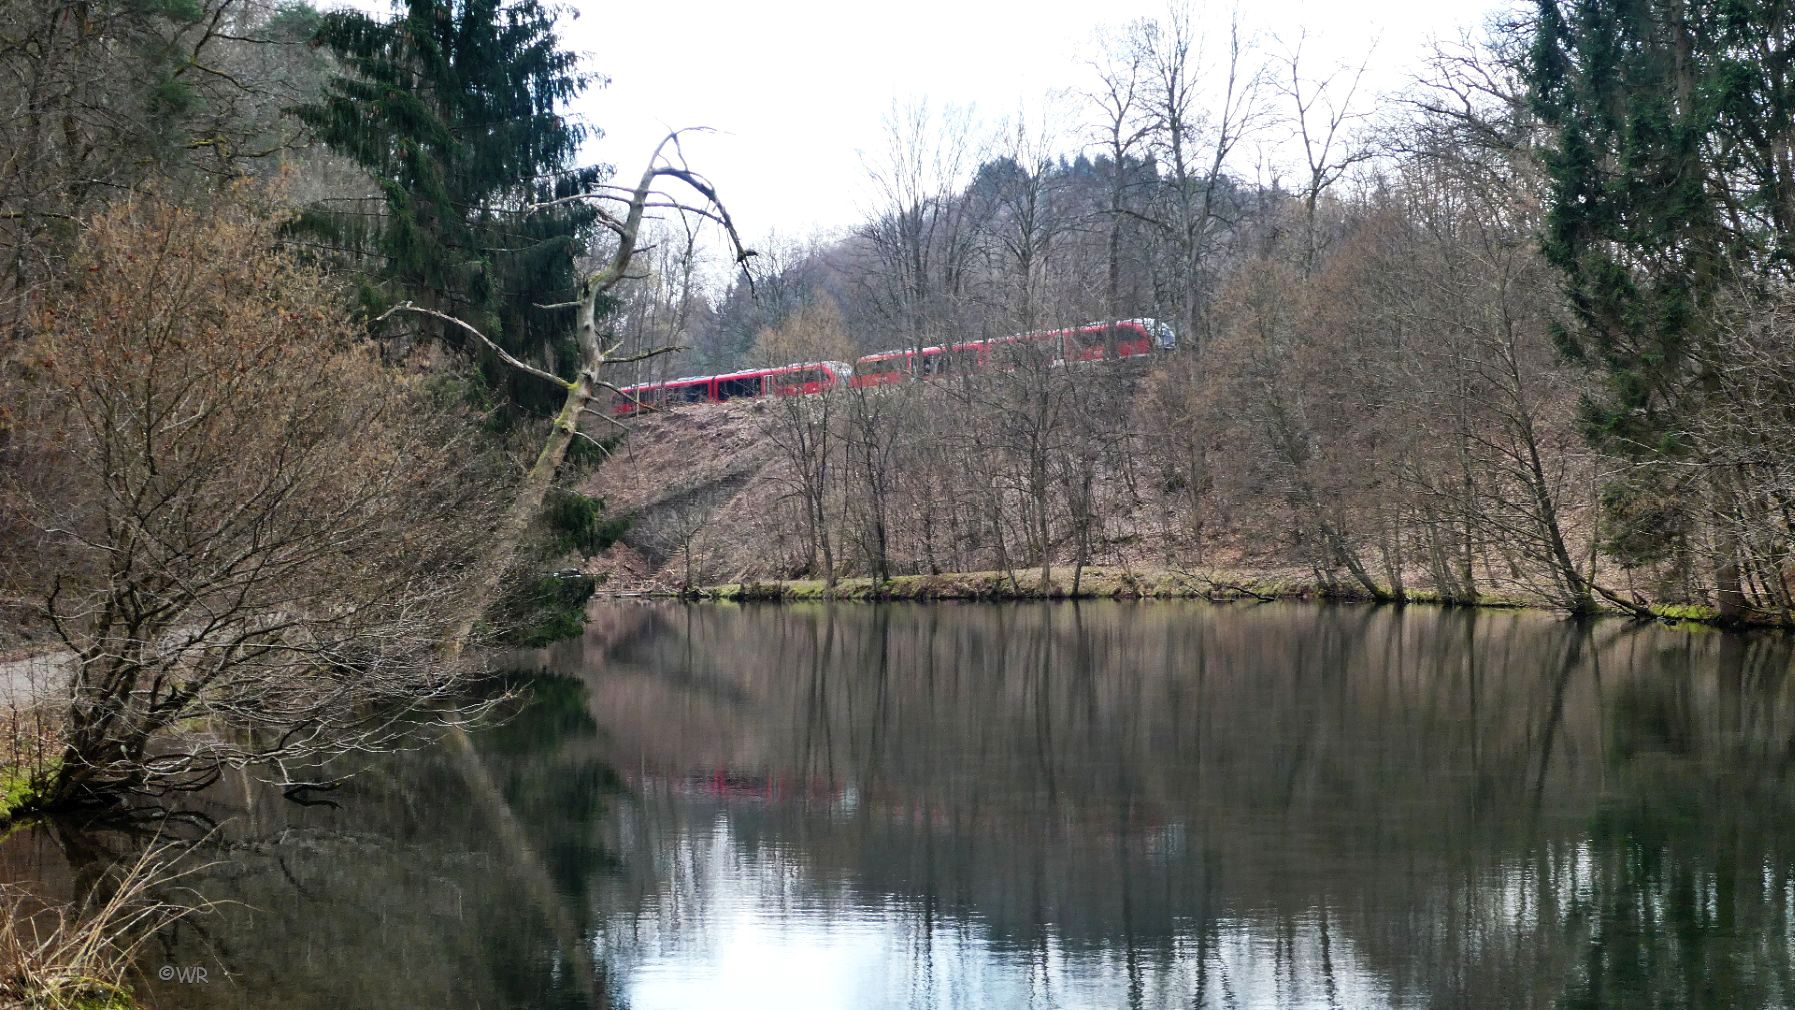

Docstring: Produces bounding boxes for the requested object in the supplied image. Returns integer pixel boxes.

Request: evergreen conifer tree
[1526,0,1795,588]
[297,0,605,414]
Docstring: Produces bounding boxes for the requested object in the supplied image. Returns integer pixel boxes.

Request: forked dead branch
[377,128,758,660]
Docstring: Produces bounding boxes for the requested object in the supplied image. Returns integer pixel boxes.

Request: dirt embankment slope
[573,389,1248,596]
[575,399,796,592]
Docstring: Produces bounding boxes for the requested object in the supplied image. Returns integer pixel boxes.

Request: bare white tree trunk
[386,132,753,660]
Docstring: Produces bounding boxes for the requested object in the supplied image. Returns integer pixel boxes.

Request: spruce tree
[296,0,605,414]
[1526,0,1795,588]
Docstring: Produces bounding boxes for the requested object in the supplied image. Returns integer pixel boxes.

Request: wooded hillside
[584,7,1795,624]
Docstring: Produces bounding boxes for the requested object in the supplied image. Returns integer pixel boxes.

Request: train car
[611,360,853,416]
[1058,318,1176,360]
[848,344,979,387]
[849,318,1176,387]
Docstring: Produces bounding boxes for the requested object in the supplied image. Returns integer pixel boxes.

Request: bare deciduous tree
[857,100,987,355]
[0,197,506,809]
[0,0,321,334]
[1274,30,1376,275]
[382,130,753,656]
[1087,31,1156,357]
[756,301,855,590]
[1131,6,1268,349]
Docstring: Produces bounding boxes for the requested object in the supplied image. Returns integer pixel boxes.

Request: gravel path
[0,650,68,708]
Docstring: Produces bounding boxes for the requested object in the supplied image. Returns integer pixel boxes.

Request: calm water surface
[19,601,1795,1009]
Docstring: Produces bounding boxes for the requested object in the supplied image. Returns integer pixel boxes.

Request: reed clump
[0,843,204,1010]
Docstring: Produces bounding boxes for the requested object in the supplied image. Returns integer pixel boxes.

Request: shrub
[0,196,507,811]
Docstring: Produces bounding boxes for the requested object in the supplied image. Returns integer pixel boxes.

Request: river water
[23,601,1795,1009]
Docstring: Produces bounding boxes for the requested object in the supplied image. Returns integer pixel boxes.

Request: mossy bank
[694,566,1760,630]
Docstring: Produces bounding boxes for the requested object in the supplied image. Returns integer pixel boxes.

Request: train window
[861,356,902,378]
[616,387,656,412]
[1075,327,1113,359]
[672,382,708,404]
[921,352,949,376]
[716,376,760,401]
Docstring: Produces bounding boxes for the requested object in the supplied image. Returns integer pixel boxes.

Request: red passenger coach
[849,318,1176,388]
[611,361,852,416]
[608,319,1175,414]
[848,344,975,387]
[1057,318,1169,361]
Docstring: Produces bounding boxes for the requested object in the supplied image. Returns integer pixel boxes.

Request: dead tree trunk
[387,132,752,662]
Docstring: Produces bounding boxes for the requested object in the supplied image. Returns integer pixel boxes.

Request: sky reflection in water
[83,601,1795,1009]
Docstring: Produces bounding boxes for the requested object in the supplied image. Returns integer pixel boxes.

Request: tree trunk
[442,375,592,662]
[433,130,753,656]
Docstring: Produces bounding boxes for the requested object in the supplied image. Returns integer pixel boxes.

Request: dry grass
[0,843,206,1010]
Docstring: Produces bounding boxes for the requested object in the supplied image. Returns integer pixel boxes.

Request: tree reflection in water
[585,604,1795,1010]
[4,602,1790,1009]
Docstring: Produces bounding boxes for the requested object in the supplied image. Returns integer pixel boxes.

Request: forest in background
[594,8,1795,626]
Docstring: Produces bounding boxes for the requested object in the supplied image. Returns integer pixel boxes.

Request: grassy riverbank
[706,566,1521,604]
[697,565,1743,627]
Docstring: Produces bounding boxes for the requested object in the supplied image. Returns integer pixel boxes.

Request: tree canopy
[1528,0,1795,451]
[297,0,608,413]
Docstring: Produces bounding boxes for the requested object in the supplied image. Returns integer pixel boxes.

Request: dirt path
[0,649,67,707]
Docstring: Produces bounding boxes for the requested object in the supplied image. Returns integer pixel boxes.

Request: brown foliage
[750,299,857,375]
[0,196,506,809]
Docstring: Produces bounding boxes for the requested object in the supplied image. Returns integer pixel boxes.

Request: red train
[610,360,852,416]
[849,318,1174,388]
[609,318,1175,415]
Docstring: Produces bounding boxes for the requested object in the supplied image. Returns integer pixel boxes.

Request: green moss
[0,762,51,823]
[0,769,34,817]
[780,580,832,600]
[70,987,138,1010]
[1650,602,1722,622]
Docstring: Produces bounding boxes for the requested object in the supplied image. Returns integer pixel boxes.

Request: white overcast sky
[562,0,1514,241]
